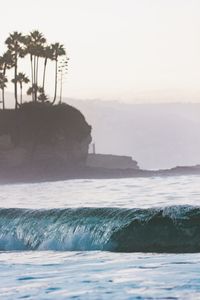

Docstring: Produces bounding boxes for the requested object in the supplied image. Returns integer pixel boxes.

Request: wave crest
[0,206,200,252]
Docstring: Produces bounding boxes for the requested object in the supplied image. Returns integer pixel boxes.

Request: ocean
[0,175,200,299]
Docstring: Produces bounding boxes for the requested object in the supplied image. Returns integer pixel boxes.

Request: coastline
[0,165,200,184]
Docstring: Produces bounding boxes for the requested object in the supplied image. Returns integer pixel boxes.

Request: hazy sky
[1,0,200,102]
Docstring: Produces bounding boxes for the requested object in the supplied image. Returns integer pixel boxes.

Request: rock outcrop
[86,153,139,170]
[0,102,92,169]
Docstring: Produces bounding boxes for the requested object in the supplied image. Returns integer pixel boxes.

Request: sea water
[0,175,200,299]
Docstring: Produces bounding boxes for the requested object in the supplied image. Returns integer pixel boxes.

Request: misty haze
[67,99,200,170]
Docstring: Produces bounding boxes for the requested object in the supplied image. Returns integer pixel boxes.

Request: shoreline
[0,165,200,184]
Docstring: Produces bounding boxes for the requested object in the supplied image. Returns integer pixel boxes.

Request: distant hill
[65,98,200,170]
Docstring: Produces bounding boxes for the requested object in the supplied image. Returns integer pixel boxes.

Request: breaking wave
[0,206,200,252]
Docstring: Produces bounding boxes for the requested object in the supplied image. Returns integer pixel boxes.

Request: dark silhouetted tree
[38,92,48,103]
[0,50,14,109]
[0,73,8,109]
[0,30,69,109]
[12,73,30,104]
[26,30,46,101]
[5,31,25,109]
[27,84,43,100]
[51,43,66,104]
[42,46,53,91]
[58,57,69,103]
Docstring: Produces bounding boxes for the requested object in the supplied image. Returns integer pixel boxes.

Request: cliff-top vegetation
[0,30,69,109]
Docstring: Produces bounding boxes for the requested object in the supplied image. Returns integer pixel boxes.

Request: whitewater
[0,175,200,299]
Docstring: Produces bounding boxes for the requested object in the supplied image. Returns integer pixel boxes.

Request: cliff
[0,102,92,169]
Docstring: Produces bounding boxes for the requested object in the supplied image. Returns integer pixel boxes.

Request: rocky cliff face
[0,102,92,168]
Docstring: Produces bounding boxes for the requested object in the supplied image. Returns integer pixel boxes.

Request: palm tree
[42,45,53,91]
[27,84,43,100]
[35,44,45,96]
[0,73,8,109]
[12,73,30,104]
[51,43,66,104]
[58,57,69,103]
[0,50,14,74]
[38,92,48,103]
[24,35,35,101]
[0,50,14,109]
[26,30,46,101]
[5,32,25,109]
[1,30,69,108]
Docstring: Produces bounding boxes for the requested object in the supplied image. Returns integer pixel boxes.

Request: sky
[1,0,200,102]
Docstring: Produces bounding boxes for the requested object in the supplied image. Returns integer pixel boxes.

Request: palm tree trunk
[14,52,18,110]
[36,56,39,84]
[35,56,39,101]
[30,54,34,101]
[52,58,58,104]
[3,65,6,109]
[59,71,63,104]
[33,55,36,101]
[33,55,36,85]
[42,58,47,90]
[3,64,7,76]
[2,89,4,110]
[20,82,22,105]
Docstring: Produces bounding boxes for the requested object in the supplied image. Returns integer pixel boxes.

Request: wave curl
[0,206,200,252]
